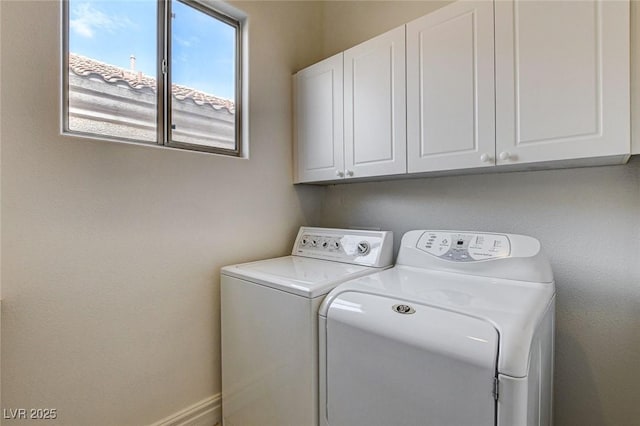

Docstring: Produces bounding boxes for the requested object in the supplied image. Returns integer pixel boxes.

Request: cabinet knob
[499,151,512,161]
[480,153,492,163]
[335,170,344,177]
[346,170,354,177]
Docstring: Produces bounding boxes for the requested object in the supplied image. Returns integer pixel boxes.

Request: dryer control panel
[417,231,511,262]
[397,230,552,283]
[292,227,393,268]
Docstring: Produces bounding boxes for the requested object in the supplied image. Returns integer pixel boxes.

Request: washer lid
[320,265,555,377]
[221,256,377,298]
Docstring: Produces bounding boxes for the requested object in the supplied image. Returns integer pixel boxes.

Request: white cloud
[70,2,133,39]
[174,35,201,48]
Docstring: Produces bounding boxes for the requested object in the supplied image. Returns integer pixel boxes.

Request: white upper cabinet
[494,0,630,165]
[344,26,407,179]
[293,0,631,184]
[407,1,496,173]
[294,53,344,183]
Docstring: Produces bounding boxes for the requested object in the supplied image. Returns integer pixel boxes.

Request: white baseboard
[149,394,221,426]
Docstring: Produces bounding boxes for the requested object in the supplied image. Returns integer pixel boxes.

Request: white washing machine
[319,230,556,426]
[221,227,393,426]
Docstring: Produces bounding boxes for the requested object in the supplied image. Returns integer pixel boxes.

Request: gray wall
[0,1,324,424]
[318,2,640,425]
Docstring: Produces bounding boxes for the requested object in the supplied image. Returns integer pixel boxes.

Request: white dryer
[221,227,393,426]
[319,230,555,426]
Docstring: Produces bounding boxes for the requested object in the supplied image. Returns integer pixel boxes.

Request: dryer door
[325,291,499,426]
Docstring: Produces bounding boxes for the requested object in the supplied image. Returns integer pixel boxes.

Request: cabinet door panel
[294,54,344,183]
[344,26,406,178]
[407,1,495,173]
[495,0,630,164]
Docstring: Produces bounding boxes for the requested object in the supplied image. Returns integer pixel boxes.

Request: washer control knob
[499,151,511,161]
[356,241,371,255]
[331,241,340,250]
[335,170,344,177]
[480,153,492,163]
[300,236,309,246]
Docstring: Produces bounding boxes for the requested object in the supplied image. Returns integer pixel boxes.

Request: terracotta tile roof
[69,53,235,113]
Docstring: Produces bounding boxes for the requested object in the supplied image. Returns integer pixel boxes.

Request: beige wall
[0,1,323,424]
[633,0,640,154]
[318,2,640,425]
[320,0,450,57]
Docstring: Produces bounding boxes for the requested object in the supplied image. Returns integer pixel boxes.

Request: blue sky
[69,0,236,100]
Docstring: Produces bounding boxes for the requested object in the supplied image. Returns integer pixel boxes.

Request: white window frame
[61,0,247,157]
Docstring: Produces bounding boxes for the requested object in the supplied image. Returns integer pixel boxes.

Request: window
[63,0,243,156]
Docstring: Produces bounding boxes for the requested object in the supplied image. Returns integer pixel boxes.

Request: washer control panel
[417,231,511,262]
[293,227,393,267]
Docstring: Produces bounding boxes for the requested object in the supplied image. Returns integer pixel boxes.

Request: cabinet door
[495,0,630,165]
[407,1,495,173]
[344,26,406,179]
[294,53,344,183]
